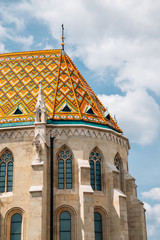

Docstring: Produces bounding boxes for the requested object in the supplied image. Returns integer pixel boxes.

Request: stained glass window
[58,160,64,189]
[89,149,101,191]
[58,147,72,189]
[10,214,22,240]
[94,212,102,240]
[60,211,71,240]
[96,162,101,191]
[66,159,72,189]
[0,163,6,193]
[0,149,14,193]
[90,160,95,190]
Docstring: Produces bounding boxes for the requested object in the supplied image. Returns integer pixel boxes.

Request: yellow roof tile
[0,49,122,133]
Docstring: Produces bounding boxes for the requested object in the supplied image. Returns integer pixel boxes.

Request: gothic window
[58,160,64,189]
[114,154,124,191]
[0,149,14,193]
[89,148,102,191]
[58,147,72,189]
[10,213,22,240]
[114,157,120,170]
[94,212,102,240]
[60,211,71,240]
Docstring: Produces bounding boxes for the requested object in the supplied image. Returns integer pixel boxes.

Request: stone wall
[0,124,147,240]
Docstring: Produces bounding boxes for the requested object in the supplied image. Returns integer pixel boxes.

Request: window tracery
[114,153,124,191]
[0,149,14,193]
[114,157,120,170]
[89,148,102,191]
[58,147,72,189]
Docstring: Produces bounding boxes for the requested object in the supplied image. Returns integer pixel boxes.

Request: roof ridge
[65,52,106,112]
[72,65,107,122]
[63,53,82,120]
[0,47,122,133]
[65,53,122,132]
[64,54,107,122]
[51,52,62,118]
[0,49,61,57]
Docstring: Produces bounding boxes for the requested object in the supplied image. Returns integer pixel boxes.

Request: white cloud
[0,3,33,51]
[142,188,160,201]
[0,4,25,30]
[0,43,8,53]
[142,188,160,238]
[1,0,160,145]
[143,202,160,238]
[98,90,160,145]
[0,25,7,39]
[9,35,34,50]
[8,0,160,97]
[44,44,54,50]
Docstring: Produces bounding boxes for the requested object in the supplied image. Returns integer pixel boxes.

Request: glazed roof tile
[0,49,122,133]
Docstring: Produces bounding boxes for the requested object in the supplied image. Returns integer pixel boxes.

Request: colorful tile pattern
[0,49,122,132]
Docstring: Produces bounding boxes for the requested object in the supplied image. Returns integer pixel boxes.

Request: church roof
[0,49,122,133]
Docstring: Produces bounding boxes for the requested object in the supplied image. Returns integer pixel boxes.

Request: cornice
[0,127,34,140]
[0,124,130,152]
[50,125,130,151]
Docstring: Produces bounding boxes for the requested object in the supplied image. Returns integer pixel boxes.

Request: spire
[61,24,65,50]
[35,82,46,123]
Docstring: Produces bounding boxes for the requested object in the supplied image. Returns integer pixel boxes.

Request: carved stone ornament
[32,137,42,162]
[35,83,47,123]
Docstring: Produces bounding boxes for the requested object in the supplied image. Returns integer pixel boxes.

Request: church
[0,32,147,240]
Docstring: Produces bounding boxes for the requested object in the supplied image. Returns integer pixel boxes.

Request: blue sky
[1,0,160,238]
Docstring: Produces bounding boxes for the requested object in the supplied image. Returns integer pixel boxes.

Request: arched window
[0,149,14,193]
[60,211,71,240]
[94,212,102,240]
[89,148,102,191]
[58,147,72,189]
[10,213,22,240]
[114,156,120,171]
[114,153,123,191]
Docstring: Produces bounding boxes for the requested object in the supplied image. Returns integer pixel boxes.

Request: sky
[0,0,160,238]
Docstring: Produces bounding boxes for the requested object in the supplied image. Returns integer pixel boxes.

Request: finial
[61,24,65,50]
[35,82,46,123]
[35,82,45,109]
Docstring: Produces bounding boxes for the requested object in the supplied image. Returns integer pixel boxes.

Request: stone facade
[0,48,147,240]
[0,121,147,239]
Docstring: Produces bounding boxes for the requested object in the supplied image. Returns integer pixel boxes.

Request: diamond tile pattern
[0,49,122,132]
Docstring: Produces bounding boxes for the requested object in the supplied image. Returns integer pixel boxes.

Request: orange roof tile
[0,49,122,133]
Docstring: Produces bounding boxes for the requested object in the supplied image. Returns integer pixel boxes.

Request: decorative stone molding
[50,127,130,151]
[32,137,42,162]
[50,129,58,138]
[35,83,47,123]
[0,128,35,140]
[0,124,129,151]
